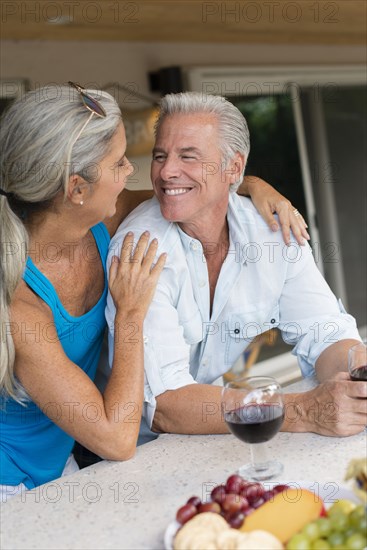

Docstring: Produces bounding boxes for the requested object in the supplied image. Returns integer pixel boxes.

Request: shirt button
[191,242,199,251]
[143,336,148,343]
[199,280,206,288]
[270,319,276,324]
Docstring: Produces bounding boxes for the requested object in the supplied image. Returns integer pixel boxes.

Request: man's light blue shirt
[106,194,360,429]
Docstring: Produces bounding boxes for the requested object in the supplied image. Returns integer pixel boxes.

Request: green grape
[302,521,320,542]
[327,531,345,547]
[357,514,367,534]
[316,517,332,538]
[286,533,311,550]
[355,504,366,516]
[328,500,356,516]
[329,512,349,532]
[349,505,366,528]
[312,539,331,549]
[343,526,357,539]
[345,533,367,550]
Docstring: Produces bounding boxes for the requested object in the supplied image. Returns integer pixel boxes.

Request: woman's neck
[26,208,92,262]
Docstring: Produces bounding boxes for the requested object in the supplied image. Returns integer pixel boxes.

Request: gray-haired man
[106,93,364,440]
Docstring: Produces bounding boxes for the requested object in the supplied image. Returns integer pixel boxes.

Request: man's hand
[239,176,310,246]
[283,372,367,437]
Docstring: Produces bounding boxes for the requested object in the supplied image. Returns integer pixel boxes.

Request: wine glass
[222,376,284,481]
[348,341,367,381]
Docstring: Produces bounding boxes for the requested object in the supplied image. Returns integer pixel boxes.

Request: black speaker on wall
[149,66,184,95]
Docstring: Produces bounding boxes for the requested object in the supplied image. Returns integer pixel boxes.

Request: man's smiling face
[151,112,233,227]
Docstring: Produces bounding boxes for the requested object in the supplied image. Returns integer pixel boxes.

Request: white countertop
[1,377,365,549]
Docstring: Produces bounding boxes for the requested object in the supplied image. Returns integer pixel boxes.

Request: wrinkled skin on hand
[287,372,367,437]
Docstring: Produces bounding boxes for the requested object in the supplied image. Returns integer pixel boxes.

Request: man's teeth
[164,188,191,196]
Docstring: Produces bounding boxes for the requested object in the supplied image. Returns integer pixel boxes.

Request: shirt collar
[176,225,200,254]
[175,193,251,258]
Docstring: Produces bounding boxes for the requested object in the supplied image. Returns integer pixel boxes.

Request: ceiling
[2,0,366,44]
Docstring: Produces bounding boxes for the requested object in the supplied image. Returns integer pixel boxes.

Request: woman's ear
[67,174,89,206]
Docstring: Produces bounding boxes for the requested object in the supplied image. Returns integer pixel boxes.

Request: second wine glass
[348,341,367,381]
[222,376,284,481]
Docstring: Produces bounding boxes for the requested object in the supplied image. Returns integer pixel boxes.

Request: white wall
[2,40,365,189]
[2,41,366,86]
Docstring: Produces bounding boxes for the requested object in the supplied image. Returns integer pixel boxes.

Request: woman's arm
[238,176,310,246]
[12,233,166,461]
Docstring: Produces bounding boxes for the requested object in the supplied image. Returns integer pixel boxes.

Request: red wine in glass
[348,342,367,382]
[350,365,367,381]
[221,376,284,480]
[225,403,285,444]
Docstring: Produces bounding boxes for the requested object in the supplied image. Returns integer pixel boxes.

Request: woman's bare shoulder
[10,280,65,368]
[10,279,53,325]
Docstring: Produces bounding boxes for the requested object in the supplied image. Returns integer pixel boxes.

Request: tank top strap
[23,258,58,311]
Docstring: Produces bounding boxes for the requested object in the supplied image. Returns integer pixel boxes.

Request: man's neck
[180,220,228,250]
[178,200,230,254]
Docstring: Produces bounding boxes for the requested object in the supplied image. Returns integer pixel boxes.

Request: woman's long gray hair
[0,84,122,402]
[155,92,250,191]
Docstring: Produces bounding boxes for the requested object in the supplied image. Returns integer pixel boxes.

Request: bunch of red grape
[175,474,288,529]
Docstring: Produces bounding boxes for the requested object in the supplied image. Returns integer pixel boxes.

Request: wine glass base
[238,460,283,481]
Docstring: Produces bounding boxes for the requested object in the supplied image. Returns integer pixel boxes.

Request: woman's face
[90,122,133,219]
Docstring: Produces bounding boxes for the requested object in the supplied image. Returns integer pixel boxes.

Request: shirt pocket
[224,302,280,367]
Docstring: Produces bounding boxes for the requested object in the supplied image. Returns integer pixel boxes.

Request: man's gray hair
[155,92,250,191]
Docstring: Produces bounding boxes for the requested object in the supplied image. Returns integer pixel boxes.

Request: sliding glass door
[301,85,366,327]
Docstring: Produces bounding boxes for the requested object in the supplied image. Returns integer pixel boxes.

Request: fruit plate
[163,480,360,550]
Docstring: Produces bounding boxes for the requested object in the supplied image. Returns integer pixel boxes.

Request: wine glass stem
[250,443,269,472]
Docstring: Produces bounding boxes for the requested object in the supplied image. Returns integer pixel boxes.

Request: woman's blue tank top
[0,223,110,489]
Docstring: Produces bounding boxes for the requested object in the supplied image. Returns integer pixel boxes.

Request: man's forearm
[153,385,324,436]
[315,339,361,382]
[153,384,229,434]
[152,374,366,437]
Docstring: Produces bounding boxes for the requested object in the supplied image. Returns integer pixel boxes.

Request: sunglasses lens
[81,93,106,117]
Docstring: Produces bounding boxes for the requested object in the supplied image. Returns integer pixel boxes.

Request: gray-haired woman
[0,83,308,500]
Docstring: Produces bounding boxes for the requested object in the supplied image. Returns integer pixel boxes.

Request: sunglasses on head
[68,81,107,148]
[68,81,107,118]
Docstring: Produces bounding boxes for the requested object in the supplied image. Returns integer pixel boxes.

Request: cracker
[216,529,249,549]
[244,530,283,549]
[173,513,229,550]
